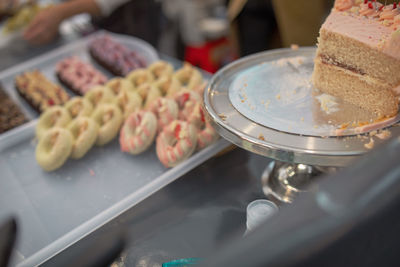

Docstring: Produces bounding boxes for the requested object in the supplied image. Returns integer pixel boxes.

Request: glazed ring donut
[136,83,163,109]
[84,85,116,107]
[173,63,203,90]
[148,97,179,132]
[153,76,182,97]
[65,97,94,119]
[174,90,202,120]
[148,61,174,80]
[116,90,143,119]
[119,110,158,155]
[67,117,99,159]
[184,103,219,150]
[156,120,197,168]
[35,127,73,171]
[106,77,135,95]
[91,103,123,146]
[126,68,154,88]
[36,106,71,140]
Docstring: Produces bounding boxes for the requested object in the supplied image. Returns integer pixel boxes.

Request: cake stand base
[261,161,338,203]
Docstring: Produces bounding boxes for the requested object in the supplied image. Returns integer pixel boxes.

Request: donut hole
[45,131,60,153]
[49,111,62,127]
[102,110,114,124]
[69,102,83,118]
[109,80,122,95]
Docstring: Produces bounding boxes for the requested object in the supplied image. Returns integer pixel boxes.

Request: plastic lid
[246,199,279,231]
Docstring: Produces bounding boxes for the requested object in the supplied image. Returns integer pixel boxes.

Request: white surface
[0,31,229,267]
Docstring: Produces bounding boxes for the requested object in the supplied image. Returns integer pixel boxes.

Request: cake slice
[312,0,400,118]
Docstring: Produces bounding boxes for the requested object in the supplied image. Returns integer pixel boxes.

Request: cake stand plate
[204,47,400,202]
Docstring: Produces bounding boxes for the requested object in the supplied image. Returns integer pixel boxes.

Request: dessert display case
[0,31,230,267]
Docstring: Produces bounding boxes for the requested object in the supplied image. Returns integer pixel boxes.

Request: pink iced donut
[174,89,202,120]
[156,120,197,168]
[180,102,219,150]
[148,97,179,132]
[120,111,157,155]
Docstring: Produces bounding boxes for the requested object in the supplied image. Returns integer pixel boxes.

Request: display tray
[0,32,230,267]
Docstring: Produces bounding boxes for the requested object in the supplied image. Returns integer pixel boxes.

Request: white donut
[106,77,136,95]
[91,103,123,146]
[84,85,116,107]
[173,63,203,90]
[136,83,162,109]
[65,97,94,119]
[35,127,73,171]
[156,120,197,168]
[148,61,174,80]
[36,106,71,140]
[119,110,158,155]
[116,90,143,119]
[126,68,154,88]
[67,117,99,159]
[148,97,179,132]
[153,76,182,97]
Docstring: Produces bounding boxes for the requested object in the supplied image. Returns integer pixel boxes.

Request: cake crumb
[258,134,265,141]
[89,169,95,176]
[264,100,271,110]
[218,113,227,121]
[276,94,281,100]
[364,138,375,150]
[369,130,377,137]
[376,130,391,140]
[300,117,304,122]
[291,44,299,50]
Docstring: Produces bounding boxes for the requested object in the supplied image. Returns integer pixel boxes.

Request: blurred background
[0,0,339,73]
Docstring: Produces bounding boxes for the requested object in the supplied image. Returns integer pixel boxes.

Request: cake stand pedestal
[204,47,400,203]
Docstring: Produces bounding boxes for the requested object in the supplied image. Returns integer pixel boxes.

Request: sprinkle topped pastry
[15,70,70,113]
[56,56,107,95]
[89,35,146,76]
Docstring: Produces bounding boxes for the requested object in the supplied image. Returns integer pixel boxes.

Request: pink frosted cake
[312,0,400,118]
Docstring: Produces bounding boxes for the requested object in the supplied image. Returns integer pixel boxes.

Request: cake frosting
[312,0,400,119]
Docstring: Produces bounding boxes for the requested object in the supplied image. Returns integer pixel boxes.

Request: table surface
[0,32,274,266]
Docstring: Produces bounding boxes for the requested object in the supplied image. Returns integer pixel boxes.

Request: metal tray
[204,47,400,167]
[0,32,230,267]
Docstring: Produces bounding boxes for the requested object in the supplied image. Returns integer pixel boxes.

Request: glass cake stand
[204,47,400,203]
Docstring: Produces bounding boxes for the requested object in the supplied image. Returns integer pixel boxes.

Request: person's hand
[23,5,65,45]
